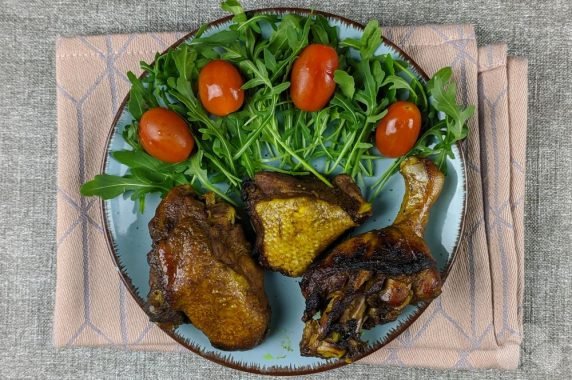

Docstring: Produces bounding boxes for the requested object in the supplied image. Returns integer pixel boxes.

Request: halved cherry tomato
[198,60,244,116]
[375,101,421,158]
[290,44,339,112]
[139,107,194,163]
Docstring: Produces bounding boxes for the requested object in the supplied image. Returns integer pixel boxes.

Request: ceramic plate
[101,8,467,376]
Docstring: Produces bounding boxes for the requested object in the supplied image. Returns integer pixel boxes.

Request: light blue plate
[101,9,466,376]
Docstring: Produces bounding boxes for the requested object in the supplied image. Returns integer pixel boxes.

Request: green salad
[81,0,474,210]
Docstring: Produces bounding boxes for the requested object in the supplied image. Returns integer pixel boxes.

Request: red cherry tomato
[139,107,194,163]
[375,101,422,158]
[198,60,244,116]
[290,44,339,112]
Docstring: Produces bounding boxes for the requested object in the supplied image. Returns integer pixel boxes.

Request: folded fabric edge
[54,342,180,352]
[478,44,508,73]
[55,32,184,44]
[359,343,520,370]
[55,32,189,59]
[477,46,525,356]
[506,56,528,339]
[382,24,475,47]
[52,341,520,370]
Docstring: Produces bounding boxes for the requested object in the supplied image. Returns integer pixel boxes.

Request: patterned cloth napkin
[54,24,527,369]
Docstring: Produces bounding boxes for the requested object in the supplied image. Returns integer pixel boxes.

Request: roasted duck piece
[146,185,270,350]
[242,172,372,277]
[300,157,445,359]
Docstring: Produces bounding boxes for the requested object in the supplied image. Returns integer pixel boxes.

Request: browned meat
[242,172,372,277]
[146,185,270,350]
[299,157,445,359]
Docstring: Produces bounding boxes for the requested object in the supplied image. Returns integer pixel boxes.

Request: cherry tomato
[198,60,244,116]
[139,107,194,163]
[375,101,422,158]
[290,44,339,112]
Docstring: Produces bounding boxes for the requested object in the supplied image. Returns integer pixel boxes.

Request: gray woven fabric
[0,0,570,378]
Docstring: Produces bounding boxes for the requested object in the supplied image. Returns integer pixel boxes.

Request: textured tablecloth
[1,0,571,379]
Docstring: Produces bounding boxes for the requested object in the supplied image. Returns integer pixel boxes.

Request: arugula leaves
[427,67,474,141]
[81,0,473,211]
[80,174,166,201]
[334,70,355,99]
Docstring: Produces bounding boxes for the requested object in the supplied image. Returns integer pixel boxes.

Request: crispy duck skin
[242,172,372,277]
[299,157,445,360]
[146,185,270,350]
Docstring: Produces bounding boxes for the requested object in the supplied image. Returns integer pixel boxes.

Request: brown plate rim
[98,7,468,376]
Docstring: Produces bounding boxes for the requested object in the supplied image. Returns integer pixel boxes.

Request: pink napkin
[54,25,527,369]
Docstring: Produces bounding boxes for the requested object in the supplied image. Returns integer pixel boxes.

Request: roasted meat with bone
[299,157,445,359]
[242,172,372,277]
[146,185,270,350]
